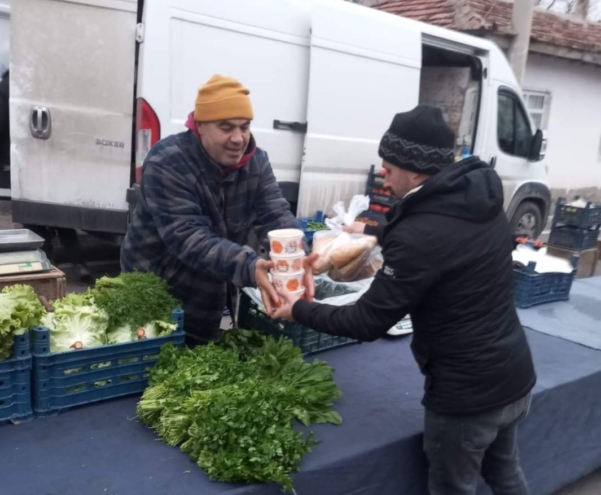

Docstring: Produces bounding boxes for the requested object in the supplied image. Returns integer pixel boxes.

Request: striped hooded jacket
[121,128,300,343]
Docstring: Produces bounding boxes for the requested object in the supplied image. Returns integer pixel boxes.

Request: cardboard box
[0,267,66,301]
[548,246,598,279]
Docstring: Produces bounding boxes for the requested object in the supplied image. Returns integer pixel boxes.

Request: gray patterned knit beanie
[378,105,455,175]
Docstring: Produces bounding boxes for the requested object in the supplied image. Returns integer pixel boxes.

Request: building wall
[524,53,601,202]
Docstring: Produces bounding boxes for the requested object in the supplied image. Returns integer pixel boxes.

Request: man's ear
[196,122,203,136]
[409,171,429,180]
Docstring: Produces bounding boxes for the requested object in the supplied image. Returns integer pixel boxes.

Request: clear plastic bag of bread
[310,195,378,281]
[311,230,338,275]
[355,246,384,281]
[328,235,379,282]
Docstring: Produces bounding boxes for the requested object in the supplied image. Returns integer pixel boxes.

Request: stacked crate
[357,165,398,226]
[547,198,600,279]
[0,333,33,424]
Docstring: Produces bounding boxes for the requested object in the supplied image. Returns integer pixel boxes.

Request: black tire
[509,201,543,239]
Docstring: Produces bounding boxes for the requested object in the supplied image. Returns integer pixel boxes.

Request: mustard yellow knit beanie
[194,75,254,122]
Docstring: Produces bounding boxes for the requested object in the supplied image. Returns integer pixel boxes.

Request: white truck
[8,0,550,237]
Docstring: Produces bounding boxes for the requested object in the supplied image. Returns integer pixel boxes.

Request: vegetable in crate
[93,272,180,333]
[0,285,45,361]
[106,320,177,344]
[138,330,342,492]
[41,273,180,352]
[43,293,109,352]
[305,221,328,232]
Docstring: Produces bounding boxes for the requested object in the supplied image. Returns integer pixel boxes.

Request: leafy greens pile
[0,284,45,361]
[138,330,342,491]
[44,272,180,352]
[94,272,180,332]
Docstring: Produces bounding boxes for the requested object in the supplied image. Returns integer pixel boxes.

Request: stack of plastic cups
[267,229,306,300]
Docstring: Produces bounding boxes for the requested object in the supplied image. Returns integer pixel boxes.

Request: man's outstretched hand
[256,253,318,318]
[255,259,279,316]
[272,286,301,322]
[302,253,318,303]
[271,253,319,321]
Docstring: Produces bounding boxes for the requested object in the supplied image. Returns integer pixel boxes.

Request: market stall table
[518,276,601,350]
[2,322,601,495]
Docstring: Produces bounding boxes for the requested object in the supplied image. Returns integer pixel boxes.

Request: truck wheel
[510,201,543,239]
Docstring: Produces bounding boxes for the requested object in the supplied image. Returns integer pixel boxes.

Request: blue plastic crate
[548,225,600,251]
[0,332,33,424]
[32,309,185,416]
[239,287,358,355]
[553,197,601,229]
[298,211,327,243]
[514,262,576,308]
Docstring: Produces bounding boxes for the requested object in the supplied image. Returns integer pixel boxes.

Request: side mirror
[539,130,548,161]
[529,129,544,162]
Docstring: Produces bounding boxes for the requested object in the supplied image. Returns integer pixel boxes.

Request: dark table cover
[1,326,601,495]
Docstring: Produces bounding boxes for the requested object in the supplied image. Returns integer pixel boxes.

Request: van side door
[298,1,422,217]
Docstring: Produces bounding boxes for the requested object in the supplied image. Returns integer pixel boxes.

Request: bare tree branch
[567,0,577,13]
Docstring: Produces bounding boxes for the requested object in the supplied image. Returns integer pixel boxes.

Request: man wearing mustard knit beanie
[121,75,310,344]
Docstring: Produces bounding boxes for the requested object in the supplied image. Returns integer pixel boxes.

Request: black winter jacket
[293,157,536,415]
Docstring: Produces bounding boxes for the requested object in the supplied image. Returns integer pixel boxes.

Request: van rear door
[10,0,136,233]
[136,0,312,205]
[297,1,422,217]
[0,0,11,197]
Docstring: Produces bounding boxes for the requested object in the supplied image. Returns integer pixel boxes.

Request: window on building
[523,90,552,130]
[498,91,533,159]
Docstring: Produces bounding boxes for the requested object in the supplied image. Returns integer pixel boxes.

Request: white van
[0,0,10,196]
[9,0,550,238]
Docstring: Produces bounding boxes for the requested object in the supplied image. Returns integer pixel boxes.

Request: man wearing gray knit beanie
[274,105,535,495]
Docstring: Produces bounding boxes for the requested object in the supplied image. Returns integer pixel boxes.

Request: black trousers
[423,393,532,495]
